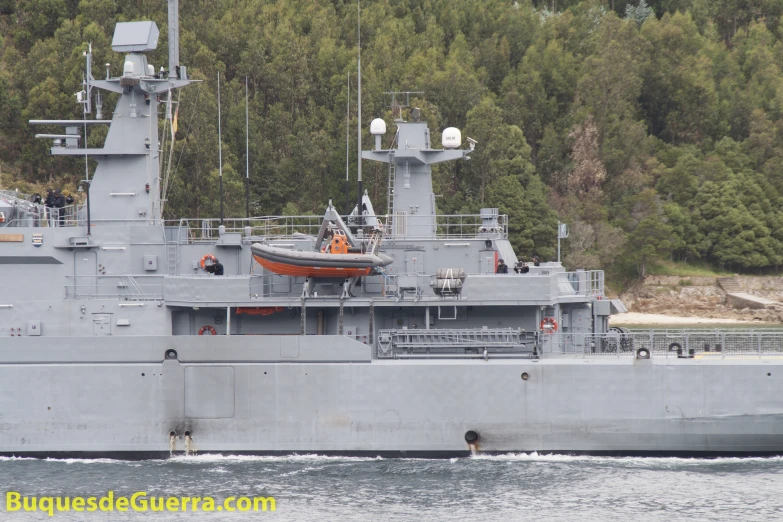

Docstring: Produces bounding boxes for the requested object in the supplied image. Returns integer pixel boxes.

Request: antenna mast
[346,72,350,215]
[245,76,250,219]
[168,0,179,78]
[217,71,224,225]
[356,0,363,228]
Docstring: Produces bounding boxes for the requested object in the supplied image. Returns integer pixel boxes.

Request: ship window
[438,306,457,320]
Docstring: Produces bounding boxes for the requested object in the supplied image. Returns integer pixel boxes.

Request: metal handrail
[558,331,783,358]
[64,275,164,300]
[163,213,509,242]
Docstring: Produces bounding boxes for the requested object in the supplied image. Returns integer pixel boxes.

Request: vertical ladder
[386,152,395,234]
[166,220,182,275]
[386,130,398,234]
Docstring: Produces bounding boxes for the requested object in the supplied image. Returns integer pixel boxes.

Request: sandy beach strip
[609,312,754,325]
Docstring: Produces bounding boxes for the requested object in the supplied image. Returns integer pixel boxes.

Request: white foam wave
[46,458,135,465]
[0,456,137,464]
[166,453,385,464]
[469,451,783,465]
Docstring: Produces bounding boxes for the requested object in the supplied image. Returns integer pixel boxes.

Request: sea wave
[469,451,783,465]
[166,453,386,464]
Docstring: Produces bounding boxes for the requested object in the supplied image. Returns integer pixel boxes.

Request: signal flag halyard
[172,107,179,138]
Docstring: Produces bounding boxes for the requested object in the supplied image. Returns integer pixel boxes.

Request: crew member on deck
[514,260,529,274]
[496,258,508,274]
[212,258,224,276]
[45,188,56,227]
[54,189,66,226]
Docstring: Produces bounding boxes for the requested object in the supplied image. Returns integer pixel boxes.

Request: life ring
[200,254,217,270]
[540,317,558,333]
[198,325,217,336]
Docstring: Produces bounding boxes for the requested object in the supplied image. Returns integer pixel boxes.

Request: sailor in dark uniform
[54,189,66,226]
[45,189,56,226]
[496,258,508,274]
[205,258,224,275]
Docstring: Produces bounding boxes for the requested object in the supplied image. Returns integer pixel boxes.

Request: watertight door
[74,251,97,298]
[404,251,424,273]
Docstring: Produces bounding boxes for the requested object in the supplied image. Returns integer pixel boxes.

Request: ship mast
[357,0,363,228]
[31,0,194,225]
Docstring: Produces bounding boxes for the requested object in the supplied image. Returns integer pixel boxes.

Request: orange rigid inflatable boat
[251,237,393,278]
[251,244,393,278]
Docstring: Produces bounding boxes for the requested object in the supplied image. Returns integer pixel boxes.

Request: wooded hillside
[2,0,783,281]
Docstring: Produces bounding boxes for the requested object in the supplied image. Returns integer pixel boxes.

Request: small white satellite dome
[123,61,135,77]
[370,118,387,135]
[442,127,461,149]
[147,64,155,76]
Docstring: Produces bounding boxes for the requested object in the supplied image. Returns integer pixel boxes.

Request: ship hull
[1,335,782,457]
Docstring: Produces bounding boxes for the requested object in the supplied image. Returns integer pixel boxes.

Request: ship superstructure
[0,1,781,457]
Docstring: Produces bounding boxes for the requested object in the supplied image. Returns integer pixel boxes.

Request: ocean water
[1,454,782,521]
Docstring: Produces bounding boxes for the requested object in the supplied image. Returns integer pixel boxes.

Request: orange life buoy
[540,317,558,333]
[200,254,217,270]
[198,325,217,335]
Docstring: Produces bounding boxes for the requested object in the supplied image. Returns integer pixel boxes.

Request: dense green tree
[7,0,783,278]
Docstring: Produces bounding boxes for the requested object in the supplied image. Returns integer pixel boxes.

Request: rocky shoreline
[616,275,783,323]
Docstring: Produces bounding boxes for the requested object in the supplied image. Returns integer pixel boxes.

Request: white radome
[442,127,461,148]
[370,118,387,135]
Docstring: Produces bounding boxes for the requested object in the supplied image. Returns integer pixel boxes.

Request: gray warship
[1,2,782,457]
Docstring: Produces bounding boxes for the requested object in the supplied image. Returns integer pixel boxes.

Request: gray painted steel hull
[10,7,780,460]
[2,335,781,456]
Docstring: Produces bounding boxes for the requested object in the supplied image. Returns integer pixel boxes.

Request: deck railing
[164,213,508,243]
[64,275,164,300]
[0,189,79,227]
[558,331,783,357]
